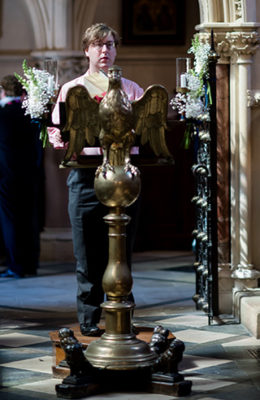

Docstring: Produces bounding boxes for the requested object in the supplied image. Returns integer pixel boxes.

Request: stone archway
[23,0,98,51]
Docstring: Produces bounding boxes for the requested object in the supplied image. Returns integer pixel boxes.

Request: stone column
[216,61,233,313]
[226,32,260,289]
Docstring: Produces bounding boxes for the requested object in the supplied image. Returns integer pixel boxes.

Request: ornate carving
[216,36,232,60]
[58,328,95,385]
[149,325,185,383]
[215,31,260,61]
[247,90,260,108]
[226,31,260,57]
[198,31,260,62]
[234,0,243,20]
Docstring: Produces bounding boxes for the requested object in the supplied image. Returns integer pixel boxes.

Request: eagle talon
[96,161,114,179]
[124,162,139,179]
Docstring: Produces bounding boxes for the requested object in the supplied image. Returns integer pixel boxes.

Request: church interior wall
[0,0,34,51]
[0,0,35,77]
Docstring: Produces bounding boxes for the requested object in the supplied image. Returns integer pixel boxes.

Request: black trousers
[0,170,40,276]
[67,169,138,327]
[0,191,39,276]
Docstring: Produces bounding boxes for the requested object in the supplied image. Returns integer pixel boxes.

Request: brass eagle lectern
[55,66,191,398]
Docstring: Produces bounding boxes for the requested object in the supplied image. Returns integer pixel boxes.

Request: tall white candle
[47,76,53,92]
[180,73,187,88]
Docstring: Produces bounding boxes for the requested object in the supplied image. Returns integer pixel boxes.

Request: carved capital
[225,31,260,59]
[227,31,260,55]
[247,89,260,108]
[196,31,260,64]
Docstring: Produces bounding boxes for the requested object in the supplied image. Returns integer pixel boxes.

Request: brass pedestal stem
[86,167,157,369]
[102,209,133,302]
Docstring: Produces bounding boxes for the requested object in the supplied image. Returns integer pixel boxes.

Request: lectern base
[52,325,192,399]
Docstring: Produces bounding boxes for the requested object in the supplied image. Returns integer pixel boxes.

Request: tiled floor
[0,251,260,399]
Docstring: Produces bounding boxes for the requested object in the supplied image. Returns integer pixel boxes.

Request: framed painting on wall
[122,0,185,45]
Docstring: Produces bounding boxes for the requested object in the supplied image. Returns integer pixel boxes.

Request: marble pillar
[216,63,233,313]
[226,32,260,289]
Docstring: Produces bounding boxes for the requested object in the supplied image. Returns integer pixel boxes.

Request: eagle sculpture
[62,65,172,177]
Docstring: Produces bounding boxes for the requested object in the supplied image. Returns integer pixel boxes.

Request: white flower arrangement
[15,60,55,118]
[186,74,201,93]
[170,36,211,123]
[15,60,56,146]
[188,36,211,80]
[185,96,206,120]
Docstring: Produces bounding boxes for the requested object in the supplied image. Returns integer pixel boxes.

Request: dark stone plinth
[151,373,192,397]
[56,368,151,399]
[56,382,100,399]
[56,368,192,399]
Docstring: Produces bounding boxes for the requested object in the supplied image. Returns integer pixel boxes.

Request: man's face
[85,33,117,73]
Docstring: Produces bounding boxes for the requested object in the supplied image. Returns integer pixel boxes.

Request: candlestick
[44,58,59,90]
[176,57,191,93]
[180,73,187,88]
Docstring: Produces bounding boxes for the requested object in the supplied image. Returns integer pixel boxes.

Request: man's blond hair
[82,23,120,52]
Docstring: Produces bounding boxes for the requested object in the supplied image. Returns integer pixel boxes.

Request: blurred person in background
[0,75,43,278]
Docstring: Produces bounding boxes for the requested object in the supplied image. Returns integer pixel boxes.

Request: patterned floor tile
[179,354,232,372]
[0,389,52,400]
[0,348,48,364]
[0,320,40,329]
[173,329,236,344]
[190,376,235,391]
[11,383,175,399]
[155,314,208,328]
[0,355,53,373]
[12,377,61,395]
[221,336,260,347]
[0,333,49,348]
[0,366,50,387]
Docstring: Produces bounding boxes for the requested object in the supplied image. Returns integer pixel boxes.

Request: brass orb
[94,166,141,207]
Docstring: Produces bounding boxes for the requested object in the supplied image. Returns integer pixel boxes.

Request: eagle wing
[62,85,100,163]
[132,85,172,159]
